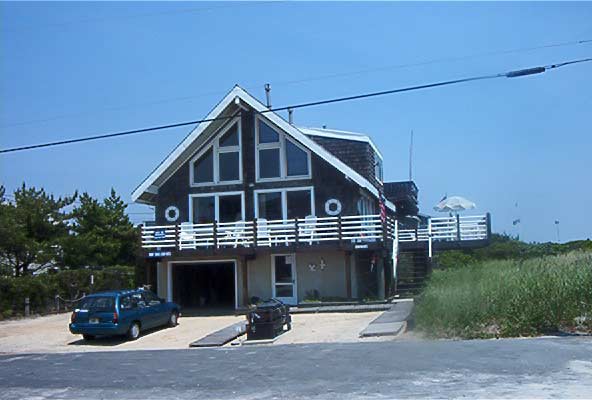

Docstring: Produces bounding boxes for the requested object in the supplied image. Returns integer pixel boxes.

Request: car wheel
[82,334,95,341]
[168,311,179,327]
[127,322,141,340]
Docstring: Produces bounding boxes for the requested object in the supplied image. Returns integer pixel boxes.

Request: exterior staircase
[395,245,431,298]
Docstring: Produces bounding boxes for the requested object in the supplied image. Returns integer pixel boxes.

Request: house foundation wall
[152,249,390,309]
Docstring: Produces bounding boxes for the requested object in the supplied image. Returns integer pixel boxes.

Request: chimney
[288,108,293,124]
[264,83,271,109]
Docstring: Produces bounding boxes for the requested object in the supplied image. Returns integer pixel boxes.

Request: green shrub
[415,251,592,338]
[0,266,136,320]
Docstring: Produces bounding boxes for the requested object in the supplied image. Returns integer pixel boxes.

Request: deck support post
[345,251,352,299]
[338,216,343,248]
[240,257,248,307]
[456,214,461,241]
[294,218,300,248]
[253,218,258,248]
[213,221,218,249]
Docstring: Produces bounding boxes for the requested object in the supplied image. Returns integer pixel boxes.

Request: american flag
[379,190,386,222]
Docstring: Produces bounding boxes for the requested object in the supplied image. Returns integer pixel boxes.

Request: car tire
[168,311,179,327]
[82,334,95,341]
[127,322,141,341]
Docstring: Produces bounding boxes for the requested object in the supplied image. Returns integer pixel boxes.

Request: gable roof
[298,126,383,160]
[131,85,395,211]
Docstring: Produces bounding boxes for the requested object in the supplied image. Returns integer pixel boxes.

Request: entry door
[272,255,297,305]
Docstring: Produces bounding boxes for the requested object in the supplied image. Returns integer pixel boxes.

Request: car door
[142,291,166,328]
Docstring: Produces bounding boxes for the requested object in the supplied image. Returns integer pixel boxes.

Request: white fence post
[428,218,433,259]
[24,297,30,317]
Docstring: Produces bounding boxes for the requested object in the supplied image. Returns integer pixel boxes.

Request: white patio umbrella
[433,195,476,213]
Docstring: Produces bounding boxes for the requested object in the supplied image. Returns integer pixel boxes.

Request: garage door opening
[172,262,236,310]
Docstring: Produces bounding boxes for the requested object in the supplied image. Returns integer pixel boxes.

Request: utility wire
[2,37,590,129]
[1,57,591,155]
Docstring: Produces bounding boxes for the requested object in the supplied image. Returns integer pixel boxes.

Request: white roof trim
[131,88,239,202]
[132,86,395,212]
[298,126,383,160]
[235,88,382,200]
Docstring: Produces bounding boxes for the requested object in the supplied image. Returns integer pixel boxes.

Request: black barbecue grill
[246,298,291,340]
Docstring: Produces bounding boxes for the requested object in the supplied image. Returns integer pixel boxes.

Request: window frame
[357,192,376,216]
[189,117,242,187]
[188,191,245,223]
[255,116,312,183]
[253,186,315,221]
[374,153,383,183]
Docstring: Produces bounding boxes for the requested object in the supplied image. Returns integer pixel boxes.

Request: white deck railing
[141,213,490,252]
[397,215,489,243]
[141,214,386,250]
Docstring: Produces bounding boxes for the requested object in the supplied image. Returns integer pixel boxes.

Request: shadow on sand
[179,307,242,318]
[67,325,172,347]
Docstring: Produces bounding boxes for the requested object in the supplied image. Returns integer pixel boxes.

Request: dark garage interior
[172,262,235,309]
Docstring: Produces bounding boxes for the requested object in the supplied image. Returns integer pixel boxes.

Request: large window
[256,118,311,181]
[190,192,244,223]
[357,193,376,216]
[193,148,214,184]
[374,153,383,182]
[191,120,242,186]
[255,187,314,221]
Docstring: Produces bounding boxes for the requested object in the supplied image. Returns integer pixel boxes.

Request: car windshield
[79,296,115,312]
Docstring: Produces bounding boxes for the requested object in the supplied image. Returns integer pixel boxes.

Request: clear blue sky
[1,2,591,243]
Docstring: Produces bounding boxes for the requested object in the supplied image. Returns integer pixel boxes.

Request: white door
[272,254,297,305]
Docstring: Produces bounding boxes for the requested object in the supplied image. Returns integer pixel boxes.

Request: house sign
[148,251,172,258]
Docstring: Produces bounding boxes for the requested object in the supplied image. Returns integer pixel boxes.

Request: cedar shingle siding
[153,111,377,225]
[308,136,382,190]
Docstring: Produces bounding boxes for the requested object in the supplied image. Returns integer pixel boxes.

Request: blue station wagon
[69,289,180,341]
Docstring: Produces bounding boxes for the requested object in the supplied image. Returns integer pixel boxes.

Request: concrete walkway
[359,299,413,337]
[290,303,392,314]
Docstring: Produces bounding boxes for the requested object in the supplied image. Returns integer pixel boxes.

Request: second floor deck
[141,213,491,257]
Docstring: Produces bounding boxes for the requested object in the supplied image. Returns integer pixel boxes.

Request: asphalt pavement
[1,337,591,399]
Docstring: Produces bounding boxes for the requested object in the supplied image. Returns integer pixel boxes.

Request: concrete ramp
[190,321,247,347]
[359,300,413,338]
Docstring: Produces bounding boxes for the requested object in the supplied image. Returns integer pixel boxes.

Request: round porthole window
[165,206,180,222]
[325,199,342,216]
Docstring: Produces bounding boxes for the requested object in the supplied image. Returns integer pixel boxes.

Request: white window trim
[189,117,243,187]
[357,191,376,216]
[188,191,245,223]
[374,156,383,183]
[253,186,315,220]
[255,115,312,183]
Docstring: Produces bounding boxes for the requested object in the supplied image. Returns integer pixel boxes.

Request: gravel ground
[0,311,385,354]
[0,312,243,354]
[273,311,385,345]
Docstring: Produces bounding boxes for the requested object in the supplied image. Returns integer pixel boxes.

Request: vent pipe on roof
[264,83,271,109]
[288,108,293,124]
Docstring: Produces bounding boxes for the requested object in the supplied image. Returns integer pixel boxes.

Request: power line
[2,38,590,129]
[1,57,591,155]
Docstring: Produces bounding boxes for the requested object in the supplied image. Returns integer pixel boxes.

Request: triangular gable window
[190,118,242,186]
[256,118,311,181]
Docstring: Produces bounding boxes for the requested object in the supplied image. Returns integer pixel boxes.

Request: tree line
[0,184,140,277]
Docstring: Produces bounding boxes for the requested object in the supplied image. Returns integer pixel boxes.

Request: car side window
[120,295,134,310]
[131,293,146,309]
[142,291,161,307]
